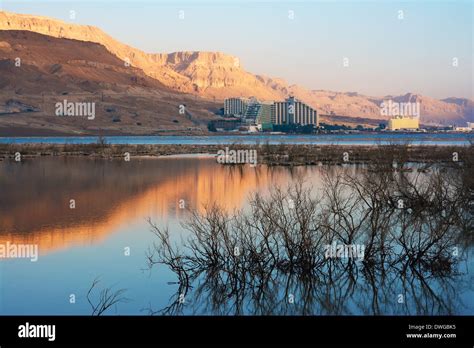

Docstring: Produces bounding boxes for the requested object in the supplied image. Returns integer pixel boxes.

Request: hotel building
[388,116,420,131]
[273,97,318,126]
[224,98,247,116]
[223,96,318,127]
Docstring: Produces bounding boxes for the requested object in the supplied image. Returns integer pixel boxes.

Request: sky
[1,0,472,99]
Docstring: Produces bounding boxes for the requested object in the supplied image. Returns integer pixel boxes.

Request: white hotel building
[224,96,318,126]
[224,98,247,116]
[273,97,318,126]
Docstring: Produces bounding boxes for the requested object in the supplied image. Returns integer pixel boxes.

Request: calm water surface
[0,156,472,315]
[0,133,473,146]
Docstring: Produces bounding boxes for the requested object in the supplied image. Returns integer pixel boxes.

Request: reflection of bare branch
[147,145,473,315]
[87,277,129,316]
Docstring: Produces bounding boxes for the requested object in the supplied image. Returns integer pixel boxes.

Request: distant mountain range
[0,10,472,135]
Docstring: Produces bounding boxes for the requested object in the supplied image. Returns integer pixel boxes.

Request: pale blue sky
[2,0,473,99]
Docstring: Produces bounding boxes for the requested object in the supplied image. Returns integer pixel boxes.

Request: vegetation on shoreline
[0,142,472,166]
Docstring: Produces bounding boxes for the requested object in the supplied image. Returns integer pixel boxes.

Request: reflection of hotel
[388,116,420,131]
[223,96,318,127]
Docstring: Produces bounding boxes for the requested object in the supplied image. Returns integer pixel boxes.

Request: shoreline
[1,131,472,138]
[1,143,471,166]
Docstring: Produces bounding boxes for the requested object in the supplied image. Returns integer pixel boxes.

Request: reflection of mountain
[1,10,472,130]
[0,157,305,254]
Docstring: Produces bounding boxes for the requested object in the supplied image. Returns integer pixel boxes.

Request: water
[0,156,472,315]
[0,156,311,315]
[0,133,472,146]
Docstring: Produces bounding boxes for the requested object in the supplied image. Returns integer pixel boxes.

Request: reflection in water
[147,160,474,315]
[0,156,314,254]
[0,155,472,315]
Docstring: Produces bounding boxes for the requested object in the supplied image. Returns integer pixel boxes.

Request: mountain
[291,90,473,125]
[0,11,288,99]
[390,93,473,125]
[0,30,220,135]
[1,10,473,131]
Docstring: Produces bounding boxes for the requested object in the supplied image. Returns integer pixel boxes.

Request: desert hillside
[0,30,220,135]
[0,10,473,129]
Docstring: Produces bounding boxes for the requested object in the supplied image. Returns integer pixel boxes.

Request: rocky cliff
[1,10,472,125]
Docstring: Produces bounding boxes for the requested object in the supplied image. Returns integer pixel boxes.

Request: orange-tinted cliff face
[0,29,220,135]
[0,11,284,99]
[1,10,472,125]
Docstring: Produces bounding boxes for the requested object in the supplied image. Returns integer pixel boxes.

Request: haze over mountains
[0,10,472,135]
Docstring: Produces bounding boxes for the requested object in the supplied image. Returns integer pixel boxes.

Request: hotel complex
[223,98,456,133]
[223,96,319,130]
